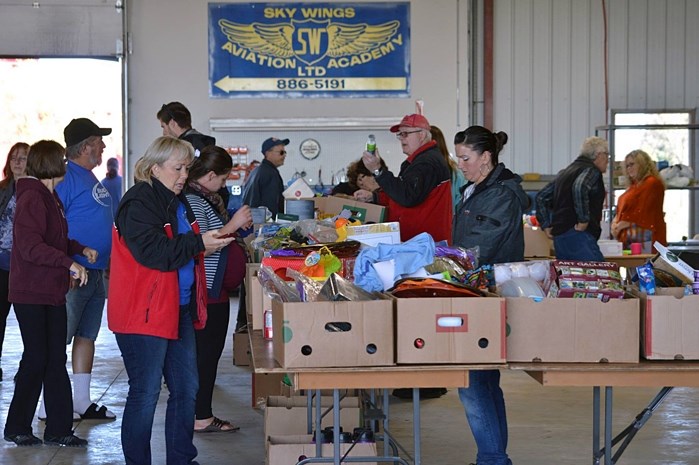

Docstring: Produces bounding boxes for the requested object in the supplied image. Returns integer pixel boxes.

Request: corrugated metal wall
[492,0,699,175]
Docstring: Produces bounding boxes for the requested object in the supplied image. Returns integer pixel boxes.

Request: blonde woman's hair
[625,149,664,185]
[133,137,194,184]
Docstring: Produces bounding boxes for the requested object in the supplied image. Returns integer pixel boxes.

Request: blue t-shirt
[101,174,122,217]
[176,202,195,306]
[55,160,113,269]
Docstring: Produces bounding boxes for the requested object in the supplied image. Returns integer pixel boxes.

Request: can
[263,309,273,340]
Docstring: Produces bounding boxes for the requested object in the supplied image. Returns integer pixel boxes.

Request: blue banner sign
[208,2,410,98]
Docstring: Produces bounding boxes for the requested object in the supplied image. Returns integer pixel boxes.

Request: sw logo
[219,18,401,68]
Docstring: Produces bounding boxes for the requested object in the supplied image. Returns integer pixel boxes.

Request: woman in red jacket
[4,140,96,447]
[611,149,667,253]
[108,137,232,465]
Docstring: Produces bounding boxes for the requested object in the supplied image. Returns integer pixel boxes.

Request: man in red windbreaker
[357,114,453,243]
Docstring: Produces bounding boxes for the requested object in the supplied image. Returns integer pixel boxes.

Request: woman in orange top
[611,149,667,253]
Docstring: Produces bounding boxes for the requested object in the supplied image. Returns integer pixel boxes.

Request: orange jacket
[616,175,667,246]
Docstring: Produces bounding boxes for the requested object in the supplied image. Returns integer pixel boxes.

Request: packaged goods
[544,260,624,299]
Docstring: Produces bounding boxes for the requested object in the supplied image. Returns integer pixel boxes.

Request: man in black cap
[38,117,117,421]
[157,101,215,152]
[241,137,289,219]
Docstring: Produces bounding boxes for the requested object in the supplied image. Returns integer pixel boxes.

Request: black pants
[4,303,74,437]
[194,301,230,419]
[0,269,11,360]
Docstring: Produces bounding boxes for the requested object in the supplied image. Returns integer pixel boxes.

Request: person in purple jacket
[3,140,96,447]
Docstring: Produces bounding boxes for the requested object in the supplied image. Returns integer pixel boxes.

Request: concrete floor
[2,300,699,465]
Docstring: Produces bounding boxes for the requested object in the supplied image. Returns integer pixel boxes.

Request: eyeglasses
[395,130,423,139]
[160,104,176,122]
[10,157,27,163]
[271,150,287,156]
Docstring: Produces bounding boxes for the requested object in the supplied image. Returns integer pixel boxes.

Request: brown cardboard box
[638,288,699,360]
[245,263,272,331]
[267,435,377,465]
[523,225,552,257]
[395,296,506,364]
[314,196,386,223]
[233,332,251,367]
[264,396,361,436]
[506,296,640,363]
[271,297,394,368]
[252,372,288,408]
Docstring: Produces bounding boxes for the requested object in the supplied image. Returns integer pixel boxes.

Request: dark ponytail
[454,126,508,164]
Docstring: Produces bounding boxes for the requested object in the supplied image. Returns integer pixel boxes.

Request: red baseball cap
[390,114,431,133]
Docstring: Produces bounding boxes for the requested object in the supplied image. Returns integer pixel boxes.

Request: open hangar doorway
[0,0,126,184]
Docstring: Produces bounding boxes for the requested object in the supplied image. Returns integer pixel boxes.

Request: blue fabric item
[55,160,113,269]
[101,175,122,218]
[175,203,195,305]
[353,232,435,292]
[553,227,605,261]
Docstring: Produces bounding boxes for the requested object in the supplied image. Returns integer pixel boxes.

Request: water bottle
[366,134,376,155]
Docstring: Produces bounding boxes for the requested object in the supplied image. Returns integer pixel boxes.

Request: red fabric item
[380,180,453,243]
[108,221,208,339]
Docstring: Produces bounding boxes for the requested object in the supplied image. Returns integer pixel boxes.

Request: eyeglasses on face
[395,130,423,139]
[10,157,27,163]
[273,150,287,155]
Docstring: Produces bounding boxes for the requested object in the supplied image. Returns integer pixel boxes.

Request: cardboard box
[523,225,552,257]
[638,287,699,360]
[395,296,506,364]
[272,297,394,368]
[506,296,640,363]
[264,396,361,436]
[346,222,401,247]
[651,241,695,284]
[252,372,288,408]
[267,435,377,465]
[314,196,386,223]
[233,332,251,367]
[245,263,272,331]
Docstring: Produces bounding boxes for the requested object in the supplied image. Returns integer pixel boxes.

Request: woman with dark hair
[4,140,96,447]
[611,149,666,252]
[430,125,466,211]
[184,145,252,433]
[452,126,529,465]
[108,136,233,464]
[0,142,28,379]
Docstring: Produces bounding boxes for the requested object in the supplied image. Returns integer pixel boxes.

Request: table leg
[412,388,421,465]
[604,387,613,465]
[593,387,600,465]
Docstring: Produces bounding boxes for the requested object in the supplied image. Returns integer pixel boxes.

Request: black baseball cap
[64,118,112,147]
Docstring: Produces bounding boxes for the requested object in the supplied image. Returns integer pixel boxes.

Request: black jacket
[180,129,216,152]
[452,163,530,265]
[115,178,204,272]
[241,158,284,217]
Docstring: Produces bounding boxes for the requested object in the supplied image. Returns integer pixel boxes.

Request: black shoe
[4,433,43,446]
[43,433,88,447]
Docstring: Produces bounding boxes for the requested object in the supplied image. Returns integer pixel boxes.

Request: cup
[251,207,267,224]
[630,242,643,255]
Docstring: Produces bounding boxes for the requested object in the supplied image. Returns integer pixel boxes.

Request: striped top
[185,194,224,290]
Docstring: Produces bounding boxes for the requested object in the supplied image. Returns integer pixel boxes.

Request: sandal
[78,403,116,421]
[194,416,240,433]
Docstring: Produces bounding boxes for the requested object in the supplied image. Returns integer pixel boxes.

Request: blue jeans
[66,269,106,343]
[116,308,199,465]
[458,370,512,465]
[553,228,605,261]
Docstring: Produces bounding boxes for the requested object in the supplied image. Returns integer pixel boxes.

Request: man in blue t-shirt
[38,118,116,421]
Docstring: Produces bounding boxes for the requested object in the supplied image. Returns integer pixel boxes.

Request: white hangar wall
[492,0,699,175]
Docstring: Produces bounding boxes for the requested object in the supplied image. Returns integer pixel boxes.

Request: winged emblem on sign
[219,19,400,65]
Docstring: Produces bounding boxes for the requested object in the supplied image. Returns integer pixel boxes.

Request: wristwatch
[373,168,382,177]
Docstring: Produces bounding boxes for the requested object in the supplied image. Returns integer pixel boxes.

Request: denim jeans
[458,370,512,465]
[553,228,605,261]
[116,308,199,465]
[66,269,106,343]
